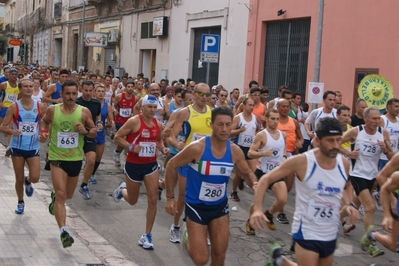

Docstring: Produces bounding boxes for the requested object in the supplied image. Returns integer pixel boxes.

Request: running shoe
[61,231,74,248]
[5,148,10,157]
[89,175,97,184]
[112,182,126,203]
[79,186,91,200]
[276,213,289,224]
[265,210,276,230]
[359,205,365,216]
[49,191,56,215]
[138,233,154,250]
[113,151,121,166]
[238,178,244,190]
[360,225,375,251]
[169,224,181,243]
[368,243,384,257]
[230,191,240,202]
[343,223,356,234]
[264,243,284,266]
[372,191,383,211]
[24,176,34,197]
[245,219,255,235]
[15,202,24,214]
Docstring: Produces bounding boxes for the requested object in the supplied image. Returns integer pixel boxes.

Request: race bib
[6,93,17,102]
[390,140,398,151]
[19,122,38,136]
[265,163,278,172]
[138,142,156,157]
[57,132,78,148]
[238,134,254,147]
[359,142,378,157]
[192,133,207,142]
[307,199,338,224]
[119,108,131,118]
[199,182,226,202]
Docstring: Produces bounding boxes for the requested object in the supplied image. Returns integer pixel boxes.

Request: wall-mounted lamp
[277,9,286,16]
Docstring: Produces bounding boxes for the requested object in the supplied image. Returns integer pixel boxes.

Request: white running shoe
[169,224,181,243]
[372,191,383,211]
[113,151,121,166]
[138,233,154,250]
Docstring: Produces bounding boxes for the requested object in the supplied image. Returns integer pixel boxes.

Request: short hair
[278,85,289,92]
[112,78,120,83]
[281,90,292,98]
[250,87,261,95]
[301,102,309,112]
[363,106,380,118]
[265,109,279,118]
[233,88,240,92]
[105,75,112,80]
[17,78,32,89]
[179,78,185,85]
[243,97,254,105]
[323,90,336,100]
[61,80,78,91]
[386,98,399,108]
[174,88,183,95]
[181,89,193,99]
[261,87,269,94]
[126,80,135,86]
[337,105,350,115]
[355,98,366,106]
[59,69,69,75]
[81,80,95,88]
[89,74,97,79]
[95,84,105,91]
[293,92,301,99]
[248,80,259,88]
[315,117,342,139]
[211,106,233,123]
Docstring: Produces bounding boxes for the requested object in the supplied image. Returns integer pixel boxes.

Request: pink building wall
[244,0,399,110]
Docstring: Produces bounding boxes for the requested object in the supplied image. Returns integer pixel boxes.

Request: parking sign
[200,34,220,63]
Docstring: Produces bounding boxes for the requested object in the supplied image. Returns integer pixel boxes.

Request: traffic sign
[200,34,220,63]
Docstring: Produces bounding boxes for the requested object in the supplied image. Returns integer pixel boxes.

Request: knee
[126,195,138,206]
[364,203,375,214]
[29,174,40,183]
[212,252,226,264]
[147,194,158,207]
[191,254,208,266]
[56,190,67,202]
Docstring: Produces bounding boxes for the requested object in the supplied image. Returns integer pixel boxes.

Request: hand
[160,147,169,157]
[39,132,49,143]
[377,140,387,153]
[307,131,315,139]
[176,141,185,151]
[56,98,63,103]
[262,148,275,157]
[97,123,104,131]
[249,210,269,231]
[130,144,142,153]
[295,140,303,149]
[74,123,88,134]
[240,125,246,132]
[165,199,178,216]
[348,148,360,159]
[382,216,393,233]
[11,129,21,137]
[346,205,360,225]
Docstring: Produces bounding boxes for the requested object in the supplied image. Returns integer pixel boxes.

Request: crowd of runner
[1,64,399,266]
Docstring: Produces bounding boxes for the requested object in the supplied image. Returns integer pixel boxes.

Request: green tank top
[48,104,85,161]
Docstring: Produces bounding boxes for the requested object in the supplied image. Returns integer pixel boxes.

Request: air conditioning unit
[108,29,119,43]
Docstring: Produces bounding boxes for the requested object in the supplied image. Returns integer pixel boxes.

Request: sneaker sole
[276,219,289,224]
[370,250,384,257]
[15,210,24,214]
[79,188,91,200]
[266,223,276,231]
[170,238,180,243]
[343,224,356,234]
[62,236,74,248]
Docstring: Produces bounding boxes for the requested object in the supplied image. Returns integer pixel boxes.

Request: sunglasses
[210,97,216,100]
[195,91,211,97]
[185,98,195,102]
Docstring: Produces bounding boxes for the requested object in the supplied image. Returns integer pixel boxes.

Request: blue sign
[201,34,220,53]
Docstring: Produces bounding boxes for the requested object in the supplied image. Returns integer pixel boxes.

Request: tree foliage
[0,35,9,56]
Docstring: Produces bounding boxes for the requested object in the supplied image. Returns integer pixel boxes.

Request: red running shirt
[115,93,136,125]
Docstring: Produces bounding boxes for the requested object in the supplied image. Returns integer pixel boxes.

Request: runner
[230,97,260,201]
[75,80,102,199]
[43,69,69,105]
[91,84,114,183]
[165,107,258,266]
[250,117,359,266]
[112,94,169,250]
[166,83,213,244]
[39,79,97,248]
[340,106,393,257]
[113,80,139,166]
[245,109,287,235]
[0,78,46,214]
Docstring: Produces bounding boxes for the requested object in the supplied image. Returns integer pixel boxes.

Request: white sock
[276,256,284,266]
[60,226,67,233]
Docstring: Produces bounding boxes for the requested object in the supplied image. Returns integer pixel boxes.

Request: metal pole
[312,0,324,110]
[206,62,210,85]
[24,0,27,63]
[79,0,86,68]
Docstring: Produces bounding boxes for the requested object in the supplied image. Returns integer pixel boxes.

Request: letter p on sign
[201,34,220,53]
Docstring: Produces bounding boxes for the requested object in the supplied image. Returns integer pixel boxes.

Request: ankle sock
[60,227,67,233]
[81,182,88,188]
[276,256,284,266]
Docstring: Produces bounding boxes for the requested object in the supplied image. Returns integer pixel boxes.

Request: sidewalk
[0,145,137,266]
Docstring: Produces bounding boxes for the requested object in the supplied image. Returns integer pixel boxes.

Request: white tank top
[292,150,347,241]
[297,110,310,140]
[104,86,113,103]
[258,129,285,173]
[380,115,399,160]
[306,107,337,130]
[236,113,258,147]
[31,90,43,102]
[350,125,383,180]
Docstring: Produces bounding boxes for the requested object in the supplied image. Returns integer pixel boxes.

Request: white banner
[85,32,108,47]
[308,82,324,103]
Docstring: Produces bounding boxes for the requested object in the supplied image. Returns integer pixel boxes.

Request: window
[141,22,155,39]
[54,2,62,19]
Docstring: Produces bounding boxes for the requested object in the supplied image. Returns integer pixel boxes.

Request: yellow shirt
[3,82,19,107]
[185,105,212,145]
[341,124,351,150]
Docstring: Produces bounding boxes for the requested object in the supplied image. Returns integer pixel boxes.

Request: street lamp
[79,0,86,69]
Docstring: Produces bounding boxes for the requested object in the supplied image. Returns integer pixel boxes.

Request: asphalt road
[1,132,398,266]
